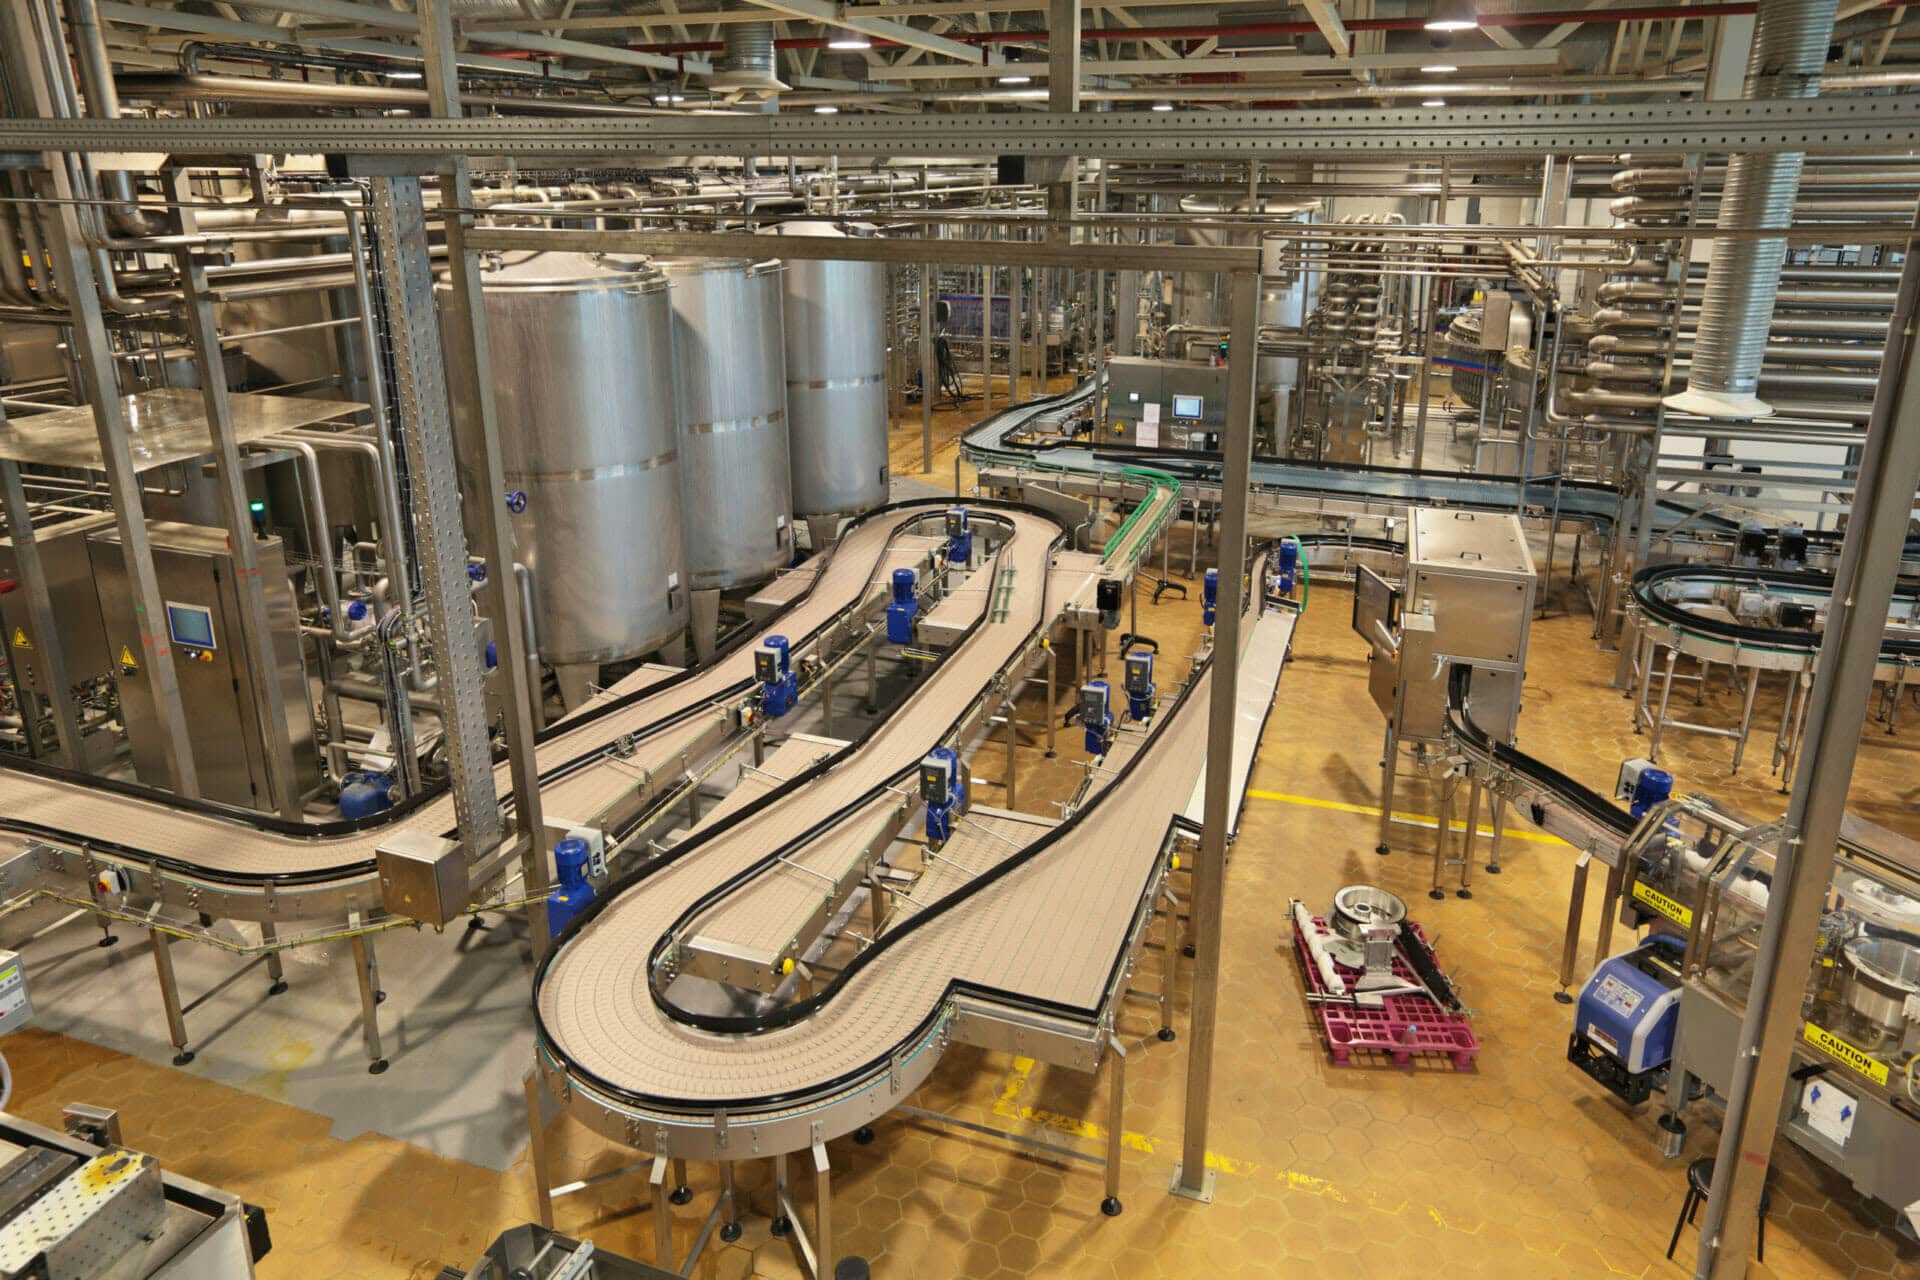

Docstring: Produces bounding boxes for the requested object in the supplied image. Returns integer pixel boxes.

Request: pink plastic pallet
[1291,913,1480,1071]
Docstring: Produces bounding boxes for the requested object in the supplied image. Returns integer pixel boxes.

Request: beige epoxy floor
[6,389,1920,1278]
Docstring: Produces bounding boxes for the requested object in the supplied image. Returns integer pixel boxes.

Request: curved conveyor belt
[0,500,1019,920]
[963,375,1920,572]
[527,513,1276,1156]
[1629,561,1920,672]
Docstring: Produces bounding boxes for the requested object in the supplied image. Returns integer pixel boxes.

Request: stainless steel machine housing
[87,521,317,812]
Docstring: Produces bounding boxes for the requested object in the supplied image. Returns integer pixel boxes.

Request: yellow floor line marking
[1244,788,1570,846]
[987,1059,1479,1235]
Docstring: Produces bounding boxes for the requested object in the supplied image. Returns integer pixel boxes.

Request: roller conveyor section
[529,543,1286,1159]
[0,501,984,920]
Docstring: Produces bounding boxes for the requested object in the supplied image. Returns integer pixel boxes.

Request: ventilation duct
[1665,0,1840,419]
[707,8,789,96]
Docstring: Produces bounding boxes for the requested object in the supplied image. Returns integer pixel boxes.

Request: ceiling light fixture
[386,70,423,80]
[828,34,871,49]
[997,73,1032,84]
[1151,101,1174,111]
[1420,63,1457,73]
[814,104,840,113]
[1423,0,1479,31]
[1421,98,1447,107]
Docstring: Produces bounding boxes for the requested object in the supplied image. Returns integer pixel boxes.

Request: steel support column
[174,247,303,819]
[1046,0,1082,228]
[0,455,81,767]
[418,0,551,948]
[0,0,199,796]
[1173,267,1257,1203]
[1694,215,1920,1279]
[921,263,935,472]
[369,178,502,853]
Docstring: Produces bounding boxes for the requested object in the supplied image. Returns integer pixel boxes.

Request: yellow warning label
[1631,879,1693,928]
[9,627,28,651]
[1802,1022,1890,1087]
[118,644,138,673]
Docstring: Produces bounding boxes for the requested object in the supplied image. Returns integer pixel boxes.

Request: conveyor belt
[1630,561,1920,664]
[0,501,994,906]
[961,377,1707,538]
[535,510,1066,1109]
[529,540,1285,1156]
[965,377,1920,563]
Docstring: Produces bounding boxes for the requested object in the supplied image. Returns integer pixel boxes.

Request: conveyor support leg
[1158,884,1179,1042]
[719,1160,741,1242]
[1556,851,1593,1004]
[1376,726,1397,855]
[148,929,193,1066]
[1102,1034,1127,1216]
[261,921,287,996]
[650,1138,674,1268]
[812,1131,833,1277]
[1486,794,1508,875]
[524,1072,555,1228]
[351,933,387,1074]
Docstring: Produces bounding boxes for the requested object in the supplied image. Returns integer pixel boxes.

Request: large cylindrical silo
[662,257,794,596]
[762,222,889,544]
[442,251,689,675]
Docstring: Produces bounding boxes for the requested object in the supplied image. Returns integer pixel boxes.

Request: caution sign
[9,627,28,651]
[118,644,139,676]
[1631,879,1693,928]
[1803,1022,1890,1087]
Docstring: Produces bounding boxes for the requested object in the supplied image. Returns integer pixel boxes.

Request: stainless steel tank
[661,257,794,590]
[761,222,888,535]
[441,251,689,666]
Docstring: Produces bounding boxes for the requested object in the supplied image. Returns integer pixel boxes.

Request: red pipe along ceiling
[615,0,1890,56]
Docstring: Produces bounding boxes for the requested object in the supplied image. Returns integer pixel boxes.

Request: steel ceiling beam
[1299,0,1352,58]
[134,0,713,74]
[846,48,1568,79]
[94,0,591,78]
[462,26,713,73]
[735,0,989,62]
[8,97,1920,159]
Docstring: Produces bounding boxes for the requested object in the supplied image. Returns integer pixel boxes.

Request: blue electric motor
[755,635,798,718]
[1123,650,1155,722]
[920,746,965,849]
[546,836,597,937]
[1568,934,1685,1104]
[1202,568,1218,627]
[1079,680,1114,755]
[886,568,918,644]
[337,771,396,820]
[1276,538,1300,596]
[945,506,973,566]
[1630,765,1674,818]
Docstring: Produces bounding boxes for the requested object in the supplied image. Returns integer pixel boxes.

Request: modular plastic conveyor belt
[963,376,1920,567]
[0,500,1032,921]
[528,535,1287,1158]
